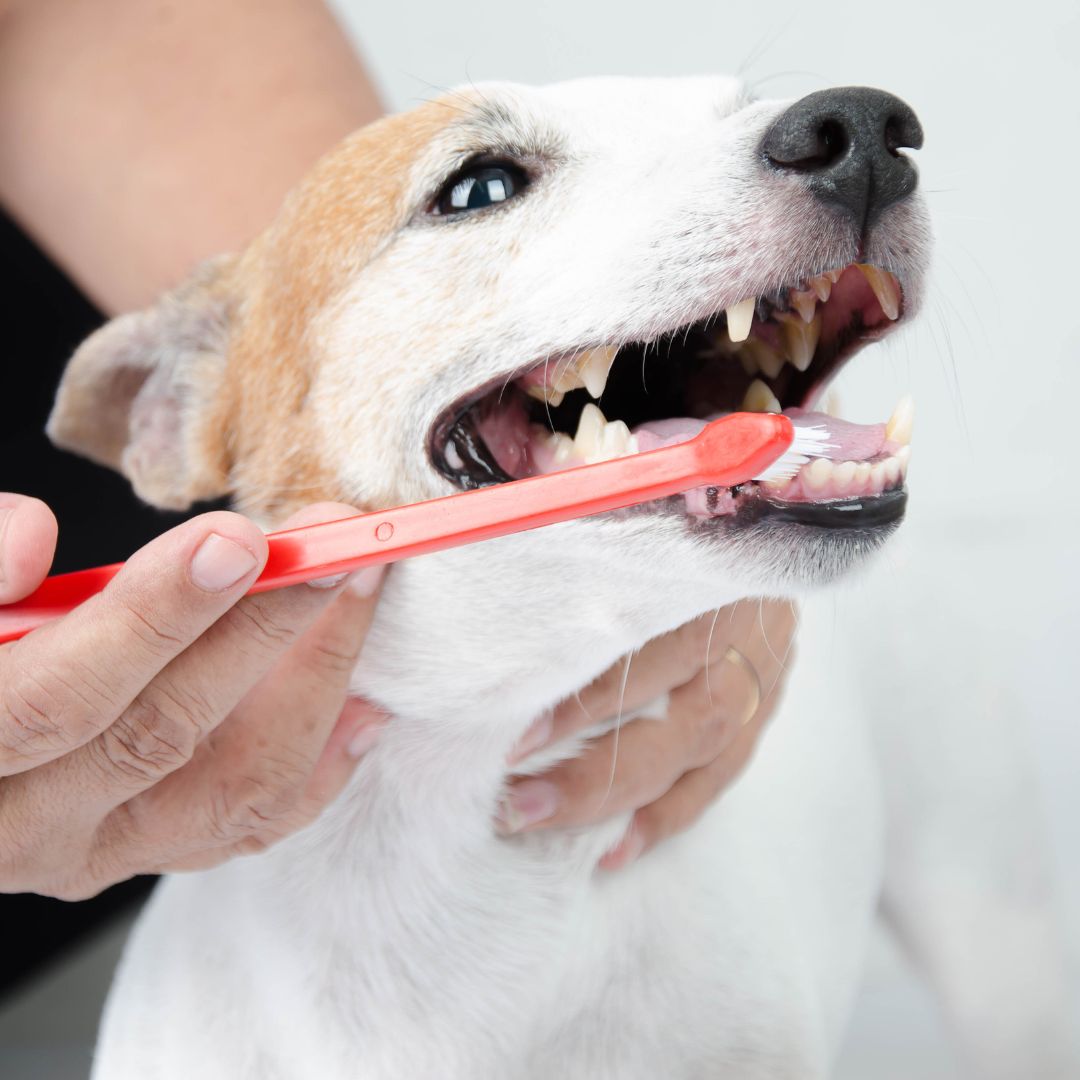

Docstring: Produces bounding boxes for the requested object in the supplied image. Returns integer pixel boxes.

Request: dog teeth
[856,264,901,321]
[572,402,637,463]
[896,444,911,478]
[725,297,756,342]
[574,401,606,453]
[545,431,576,463]
[790,289,818,324]
[526,383,566,407]
[541,346,620,401]
[778,312,821,372]
[802,457,834,495]
[742,378,781,413]
[550,362,587,395]
[766,444,909,501]
[885,394,914,445]
[809,274,833,302]
[751,339,785,379]
[832,460,858,491]
[577,346,619,399]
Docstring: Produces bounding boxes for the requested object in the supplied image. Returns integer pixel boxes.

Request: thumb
[0,495,59,604]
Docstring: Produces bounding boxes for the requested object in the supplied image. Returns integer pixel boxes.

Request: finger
[511,600,797,765]
[0,494,58,604]
[0,510,268,776]
[52,505,377,809]
[728,598,798,698]
[508,610,736,764]
[154,697,387,873]
[123,542,387,866]
[598,680,785,871]
[501,639,777,833]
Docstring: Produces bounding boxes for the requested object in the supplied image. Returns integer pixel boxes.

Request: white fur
[82,78,1073,1078]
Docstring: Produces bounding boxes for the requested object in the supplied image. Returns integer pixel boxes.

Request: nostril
[883,116,905,157]
[765,117,850,172]
[812,120,848,168]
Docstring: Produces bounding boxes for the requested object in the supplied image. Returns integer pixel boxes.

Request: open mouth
[430,263,913,528]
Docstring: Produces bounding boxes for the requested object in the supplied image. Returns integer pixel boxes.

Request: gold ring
[722,645,762,726]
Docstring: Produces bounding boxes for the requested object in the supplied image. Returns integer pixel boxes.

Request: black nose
[762,87,923,228]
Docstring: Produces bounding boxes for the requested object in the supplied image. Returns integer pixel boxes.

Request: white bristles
[752,425,834,483]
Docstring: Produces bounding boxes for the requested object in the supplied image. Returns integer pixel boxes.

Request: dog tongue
[633,411,886,463]
[783,410,886,462]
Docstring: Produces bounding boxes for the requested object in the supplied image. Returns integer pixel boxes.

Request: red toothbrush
[0,412,826,644]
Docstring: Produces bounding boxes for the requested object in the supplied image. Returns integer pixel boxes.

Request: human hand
[0,494,387,899]
[500,599,797,868]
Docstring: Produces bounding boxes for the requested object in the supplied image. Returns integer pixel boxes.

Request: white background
[328,1,1080,1073]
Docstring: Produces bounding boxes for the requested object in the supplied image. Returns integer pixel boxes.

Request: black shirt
[0,209,205,997]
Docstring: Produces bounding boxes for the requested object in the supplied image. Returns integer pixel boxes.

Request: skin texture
[0,0,797,897]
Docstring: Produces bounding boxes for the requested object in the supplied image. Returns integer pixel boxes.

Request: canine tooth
[780,312,821,372]
[573,401,615,461]
[526,383,566,407]
[803,457,834,494]
[742,378,781,413]
[824,391,842,417]
[577,346,619,399]
[810,275,833,303]
[824,269,842,284]
[790,289,818,323]
[856,265,901,321]
[833,460,858,490]
[885,395,914,445]
[726,297,756,342]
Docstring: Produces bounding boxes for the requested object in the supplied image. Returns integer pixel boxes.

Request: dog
[48,76,1074,1078]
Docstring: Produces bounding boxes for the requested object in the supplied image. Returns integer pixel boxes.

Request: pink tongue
[633,410,886,463]
[783,409,886,462]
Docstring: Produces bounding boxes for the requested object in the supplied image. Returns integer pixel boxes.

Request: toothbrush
[0,412,826,644]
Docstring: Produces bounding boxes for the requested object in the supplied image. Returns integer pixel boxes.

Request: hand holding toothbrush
[0,491,795,896]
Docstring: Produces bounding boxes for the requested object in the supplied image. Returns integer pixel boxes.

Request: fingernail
[190,533,259,592]
[507,713,553,764]
[349,564,387,598]
[308,571,350,589]
[598,823,645,871]
[496,779,560,833]
[345,721,385,759]
[0,507,12,583]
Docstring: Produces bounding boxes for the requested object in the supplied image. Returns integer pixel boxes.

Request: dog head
[49,77,928,597]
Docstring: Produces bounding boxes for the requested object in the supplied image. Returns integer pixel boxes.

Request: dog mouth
[430,263,913,527]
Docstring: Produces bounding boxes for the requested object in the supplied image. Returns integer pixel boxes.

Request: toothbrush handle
[0,412,792,643]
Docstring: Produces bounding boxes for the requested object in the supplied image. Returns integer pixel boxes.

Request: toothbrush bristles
[752,425,834,483]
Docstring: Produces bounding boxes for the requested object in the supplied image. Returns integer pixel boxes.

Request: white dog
[48,77,1074,1078]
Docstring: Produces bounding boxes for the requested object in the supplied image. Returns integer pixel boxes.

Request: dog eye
[433,163,528,216]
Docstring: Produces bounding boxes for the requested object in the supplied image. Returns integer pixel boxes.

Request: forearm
[0,0,382,314]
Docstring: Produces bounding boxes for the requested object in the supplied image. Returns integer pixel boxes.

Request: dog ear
[47,257,236,511]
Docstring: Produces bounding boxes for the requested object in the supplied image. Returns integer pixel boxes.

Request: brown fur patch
[204,100,465,520]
